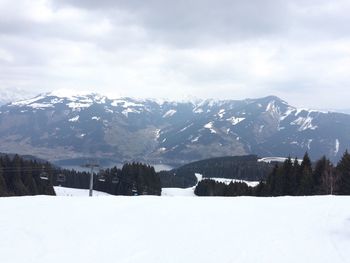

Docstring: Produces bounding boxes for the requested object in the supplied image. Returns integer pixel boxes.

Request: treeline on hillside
[160,155,273,188]
[158,169,197,188]
[54,163,161,196]
[0,154,55,196]
[195,151,350,196]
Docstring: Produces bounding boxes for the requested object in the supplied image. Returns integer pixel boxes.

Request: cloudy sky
[0,0,349,110]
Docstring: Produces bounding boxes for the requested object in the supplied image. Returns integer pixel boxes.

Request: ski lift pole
[81,163,100,197]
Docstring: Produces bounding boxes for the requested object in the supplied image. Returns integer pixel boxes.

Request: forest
[0,155,161,197]
[55,163,161,196]
[159,155,273,188]
[0,154,55,196]
[195,151,350,196]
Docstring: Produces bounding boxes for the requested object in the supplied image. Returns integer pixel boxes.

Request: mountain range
[0,90,349,166]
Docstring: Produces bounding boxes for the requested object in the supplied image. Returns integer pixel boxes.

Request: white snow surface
[10,95,46,106]
[191,136,200,142]
[218,109,225,118]
[0,195,349,263]
[54,186,111,196]
[111,99,143,108]
[335,139,340,155]
[291,116,318,131]
[122,108,140,117]
[195,173,259,187]
[204,122,217,133]
[67,102,92,110]
[68,115,79,122]
[205,178,260,187]
[47,89,95,99]
[258,157,303,164]
[226,116,245,125]
[161,187,195,196]
[163,109,177,118]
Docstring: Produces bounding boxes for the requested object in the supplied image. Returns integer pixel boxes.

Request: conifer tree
[298,152,314,195]
[336,150,350,195]
[11,155,28,195]
[266,164,278,196]
[0,163,8,196]
[313,156,334,195]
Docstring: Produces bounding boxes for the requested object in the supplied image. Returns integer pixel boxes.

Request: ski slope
[194,173,260,187]
[0,195,349,263]
[161,187,195,196]
[54,186,111,196]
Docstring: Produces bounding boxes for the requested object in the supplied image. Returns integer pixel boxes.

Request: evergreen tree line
[195,151,350,197]
[55,162,161,196]
[160,155,272,188]
[0,154,55,196]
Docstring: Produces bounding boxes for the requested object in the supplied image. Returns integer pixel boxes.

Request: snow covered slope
[0,196,349,263]
[161,187,196,196]
[54,186,111,196]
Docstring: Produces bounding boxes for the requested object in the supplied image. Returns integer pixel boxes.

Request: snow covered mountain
[0,91,349,165]
[0,88,35,106]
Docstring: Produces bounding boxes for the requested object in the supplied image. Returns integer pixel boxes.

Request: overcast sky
[0,0,350,109]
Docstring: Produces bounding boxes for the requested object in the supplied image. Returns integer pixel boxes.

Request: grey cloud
[54,0,350,47]
[55,0,290,46]
[0,0,350,110]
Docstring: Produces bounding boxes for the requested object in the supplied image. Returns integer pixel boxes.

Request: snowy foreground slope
[54,186,111,196]
[1,195,350,263]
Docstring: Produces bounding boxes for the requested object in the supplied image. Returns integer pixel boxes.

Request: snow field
[54,186,111,197]
[0,195,349,263]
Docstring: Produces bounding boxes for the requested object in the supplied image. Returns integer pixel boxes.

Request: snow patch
[204,122,217,133]
[121,108,140,117]
[280,107,295,121]
[179,123,193,133]
[258,157,303,164]
[205,178,260,187]
[335,139,340,155]
[226,116,245,126]
[163,109,177,118]
[69,115,79,122]
[10,95,46,106]
[266,101,277,112]
[291,116,318,131]
[193,107,204,114]
[191,136,200,143]
[111,99,143,108]
[155,129,161,139]
[218,109,225,118]
[29,103,54,109]
[307,139,313,150]
[67,102,92,110]
[259,125,264,133]
[161,187,195,196]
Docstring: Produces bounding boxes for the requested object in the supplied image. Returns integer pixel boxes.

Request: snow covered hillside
[0,196,349,263]
[54,186,111,196]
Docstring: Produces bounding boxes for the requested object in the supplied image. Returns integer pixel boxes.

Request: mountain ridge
[0,91,349,165]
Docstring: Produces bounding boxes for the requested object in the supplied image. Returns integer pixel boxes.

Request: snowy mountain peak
[47,89,97,99]
[2,92,350,163]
